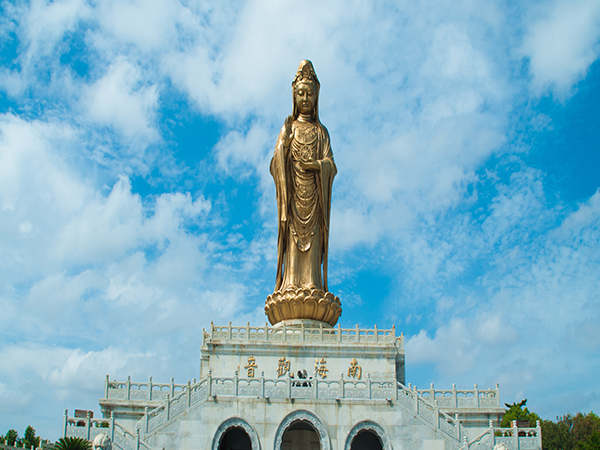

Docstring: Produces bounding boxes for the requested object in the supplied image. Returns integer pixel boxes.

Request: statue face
[295,82,317,115]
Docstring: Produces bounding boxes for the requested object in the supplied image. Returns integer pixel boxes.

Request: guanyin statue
[265,60,342,327]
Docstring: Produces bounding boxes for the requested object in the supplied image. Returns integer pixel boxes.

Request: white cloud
[522,0,600,97]
[83,58,159,141]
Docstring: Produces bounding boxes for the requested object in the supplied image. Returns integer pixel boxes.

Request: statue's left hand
[299,160,320,171]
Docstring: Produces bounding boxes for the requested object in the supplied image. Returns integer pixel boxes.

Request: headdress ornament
[292,60,320,90]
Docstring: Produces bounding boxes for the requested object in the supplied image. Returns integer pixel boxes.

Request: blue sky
[1,0,599,441]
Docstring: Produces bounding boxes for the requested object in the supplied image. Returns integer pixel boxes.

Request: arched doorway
[212,418,260,450]
[219,427,252,450]
[349,430,383,450]
[281,420,320,450]
[274,410,330,450]
[344,421,390,450]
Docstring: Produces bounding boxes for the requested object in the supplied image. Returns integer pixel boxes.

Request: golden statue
[265,60,342,326]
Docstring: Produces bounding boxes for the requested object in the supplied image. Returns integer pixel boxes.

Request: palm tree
[53,437,91,450]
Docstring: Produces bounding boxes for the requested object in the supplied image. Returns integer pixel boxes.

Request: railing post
[166,394,170,421]
[495,383,500,407]
[434,401,439,429]
[265,322,269,341]
[367,373,372,399]
[314,376,318,399]
[246,322,250,341]
[283,323,287,341]
[374,324,378,343]
[301,321,305,342]
[260,371,265,398]
[234,369,239,396]
[148,376,152,401]
[104,375,110,399]
[135,428,140,450]
[170,377,175,398]
[187,380,192,407]
[127,376,131,400]
[536,420,542,450]
[86,411,91,440]
[340,373,345,399]
[474,383,480,407]
[145,407,149,434]
[110,412,115,441]
[287,372,292,398]
[512,420,519,450]
[356,324,360,343]
[207,369,212,398]
[338,324,342,343]
[452,383,457,407]
[63,410,68,438]
[455,415,460,441]
[489,420,495,448]
[228,321,232,340]
[414,386,419,414]
[463,435,469,450]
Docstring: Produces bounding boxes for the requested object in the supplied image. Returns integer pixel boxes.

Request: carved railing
[133,372,463,445]
[414,383,501,409]
[104,375,190,402]
[205,322,403,347]
[460,421,542,450]
[63,411,155,450]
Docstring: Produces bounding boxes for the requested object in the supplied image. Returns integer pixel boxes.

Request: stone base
[265,287,342,326]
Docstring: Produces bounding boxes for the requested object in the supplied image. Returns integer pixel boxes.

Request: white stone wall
[146,396,453,450]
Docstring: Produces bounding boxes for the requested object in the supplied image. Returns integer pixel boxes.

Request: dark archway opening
[219,426,252,450]
[281,420,320,450]
[350,430,383,450]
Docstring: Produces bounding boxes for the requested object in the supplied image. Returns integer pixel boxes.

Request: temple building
[62,61,542,450]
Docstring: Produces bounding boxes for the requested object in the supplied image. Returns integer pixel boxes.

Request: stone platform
[62,322,538,450]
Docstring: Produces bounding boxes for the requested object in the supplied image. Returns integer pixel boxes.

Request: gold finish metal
[314,357,329,379]
[244,356,258,378]
[265,60,341,326]
[347,357,362,379]
[277,357,291,377]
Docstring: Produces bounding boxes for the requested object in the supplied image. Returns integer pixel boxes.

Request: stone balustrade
[104,375,190,402]
[461,420,542,450]
[63,410,155,450]
[412,383,501,408]
[205,322,403,347]
[134,372,463,443]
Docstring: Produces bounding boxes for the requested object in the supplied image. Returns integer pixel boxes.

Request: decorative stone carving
[274,410,330,450]
[267,60,341,326]
[344,421,391,450]
[92,433,112,450]
[212,417,261,450]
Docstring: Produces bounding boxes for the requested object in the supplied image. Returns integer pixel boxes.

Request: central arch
[274,410,330,450]
[212,417,261,450]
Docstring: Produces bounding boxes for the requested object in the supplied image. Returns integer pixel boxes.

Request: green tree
[542,412,600,450]
[22,426,40,449]
[53,437,91,450]
[501,399,542,428]
[5,430,19,447]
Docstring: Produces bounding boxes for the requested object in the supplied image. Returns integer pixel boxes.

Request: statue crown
[292,60,320,89]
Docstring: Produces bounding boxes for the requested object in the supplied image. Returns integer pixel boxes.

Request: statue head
[92,433,112,450]
[292,60,320,121]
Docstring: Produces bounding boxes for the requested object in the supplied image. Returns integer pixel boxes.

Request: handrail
[204,322,403,348]
[414,383,501,408]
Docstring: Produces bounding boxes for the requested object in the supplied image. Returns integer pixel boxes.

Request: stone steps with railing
[128,372,467,446]
[63,411,156,450]
[460,420,542,450]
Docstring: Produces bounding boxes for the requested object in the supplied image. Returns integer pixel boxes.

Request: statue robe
[270,115,336,293]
